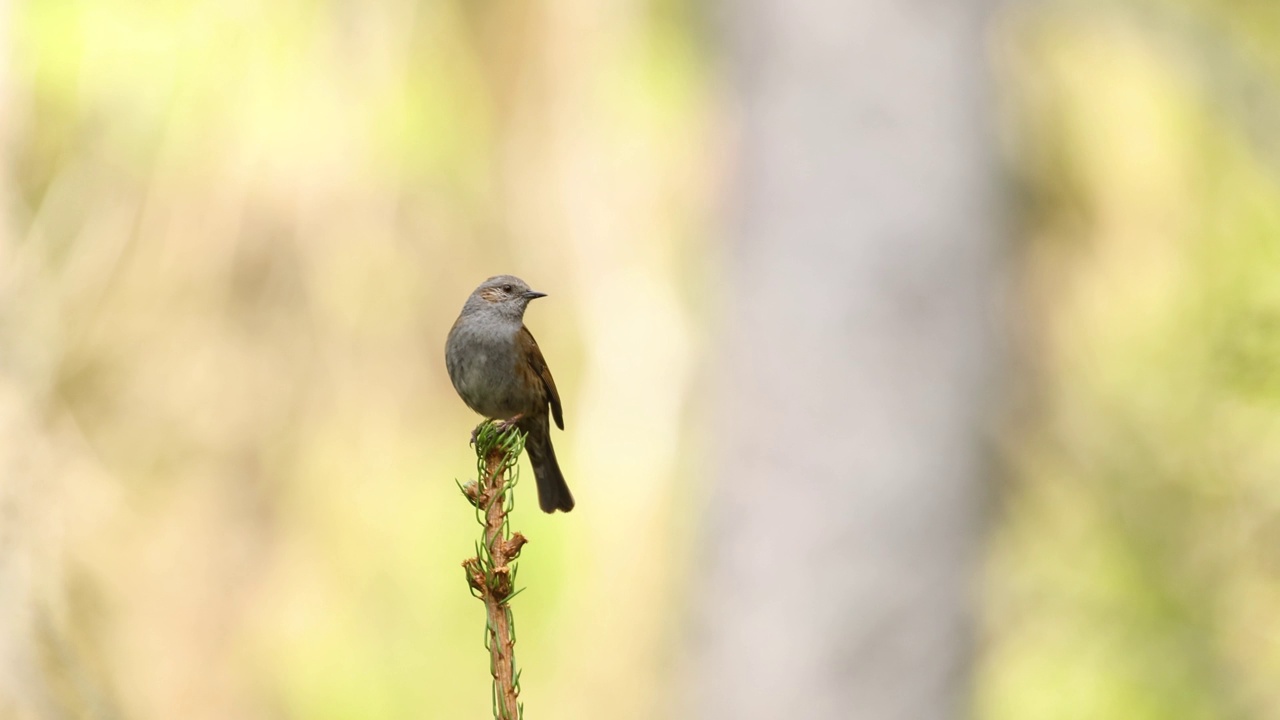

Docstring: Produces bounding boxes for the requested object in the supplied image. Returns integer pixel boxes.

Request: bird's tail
[523,418,574,513]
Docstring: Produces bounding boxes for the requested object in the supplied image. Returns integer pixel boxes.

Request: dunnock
[446,275,574,513]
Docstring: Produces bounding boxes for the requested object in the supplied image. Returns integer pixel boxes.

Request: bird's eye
[502,284,513,293]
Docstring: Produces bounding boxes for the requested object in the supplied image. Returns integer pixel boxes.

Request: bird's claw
[471,415,524,446]
[492,414,524,435]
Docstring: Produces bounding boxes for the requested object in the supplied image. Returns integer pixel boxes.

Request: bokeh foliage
[981,1,1280,719]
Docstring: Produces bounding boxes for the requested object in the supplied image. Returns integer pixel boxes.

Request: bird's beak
[522,290,547,300]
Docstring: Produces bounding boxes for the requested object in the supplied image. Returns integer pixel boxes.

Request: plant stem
[462,422,528,720]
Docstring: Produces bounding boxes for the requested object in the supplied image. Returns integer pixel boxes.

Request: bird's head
[464,275,547,321]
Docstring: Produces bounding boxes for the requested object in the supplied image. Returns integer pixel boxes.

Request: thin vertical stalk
[461,422,528,720]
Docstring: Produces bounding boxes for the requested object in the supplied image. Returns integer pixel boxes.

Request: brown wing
[519,325,564,430]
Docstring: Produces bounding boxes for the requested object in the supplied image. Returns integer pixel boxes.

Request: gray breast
[448,320,521,417]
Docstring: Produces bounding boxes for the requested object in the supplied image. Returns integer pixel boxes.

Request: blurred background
[0,0,1278,718]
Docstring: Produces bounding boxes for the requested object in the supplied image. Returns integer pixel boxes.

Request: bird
[445,275,574,513]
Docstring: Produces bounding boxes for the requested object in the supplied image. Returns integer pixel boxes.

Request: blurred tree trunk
[688,0,1002,718]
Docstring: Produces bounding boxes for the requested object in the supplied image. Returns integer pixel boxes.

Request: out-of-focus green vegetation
[980,2,1280,719]
[3,0,1279,718]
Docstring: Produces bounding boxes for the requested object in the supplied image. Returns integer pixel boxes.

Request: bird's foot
[492,413,525,435]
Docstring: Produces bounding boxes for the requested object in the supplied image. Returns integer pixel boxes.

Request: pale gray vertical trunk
[688,0,1002,718]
